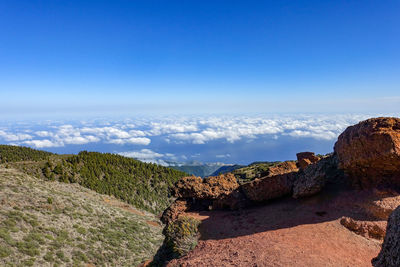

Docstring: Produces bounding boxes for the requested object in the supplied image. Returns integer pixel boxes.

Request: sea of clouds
[0,113,393,164]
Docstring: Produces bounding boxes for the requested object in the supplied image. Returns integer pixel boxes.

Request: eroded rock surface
[373,206,400,267]
[172,173,239,200]
[340,216,386,240]
[241,172,297,202]
[296,152,320,169]
[293,155,344,198]
[334,117,400,188]
[161,199,191,224]
[362,190,400,220]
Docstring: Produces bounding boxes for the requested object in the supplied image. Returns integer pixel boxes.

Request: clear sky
[0,0,399,117]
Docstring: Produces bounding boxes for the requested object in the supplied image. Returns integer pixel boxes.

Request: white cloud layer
[0,113,385,150]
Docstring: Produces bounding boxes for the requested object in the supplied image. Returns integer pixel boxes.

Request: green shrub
[0,246,12,258]
[164,216,200,258]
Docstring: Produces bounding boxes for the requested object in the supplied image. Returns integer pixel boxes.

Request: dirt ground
[168,188,385,267]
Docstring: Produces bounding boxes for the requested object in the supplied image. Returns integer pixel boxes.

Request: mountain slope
[0,167,163,266]
[0,146,187,214]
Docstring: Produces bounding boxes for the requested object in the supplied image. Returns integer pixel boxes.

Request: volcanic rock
[172,173,239,200]
[241,172,297,202]
[293,155,343,198]
[373,206,400,266]
[268,161,298,175]
[296,152,320,169]
[363,190,400,220]
[334,117,400,189]
[340,216,386,240]
[161,199,191,224]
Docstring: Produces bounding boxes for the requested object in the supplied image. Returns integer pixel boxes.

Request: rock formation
[296,151,320,169]
[241,172,296,202]
[293,154,344,198]
[335,117,400,189]
[161,199,191,224]
[340,216,386,240]
[172,173,239,200]
[373,206,400,266]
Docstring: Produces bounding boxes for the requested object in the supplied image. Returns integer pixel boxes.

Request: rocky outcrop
[239,160,299,203]
[340,216,386,240]
[296,152,320,169]
[172,173,239,200]
[293,155,344,198]
[268,161,298,175]
[363,190,400,220]
[241,172,297,202]
[373,206,400,266]
[334,117,400,189]
[161,199,191,224]
[211,189,249,210]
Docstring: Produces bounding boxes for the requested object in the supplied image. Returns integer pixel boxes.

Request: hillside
[170,162,227,177]
[209,164,245,177]
[0,145,187,214]
[0,167,163,266]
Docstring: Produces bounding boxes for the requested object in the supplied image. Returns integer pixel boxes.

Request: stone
[296,152,320,169]
[172,173,239,200]
[340,216,386,240]
[161,199,191,224]
[293,155,344,198]
[334,117,400,189]
[372,206,400,266]
[241,172,296,202]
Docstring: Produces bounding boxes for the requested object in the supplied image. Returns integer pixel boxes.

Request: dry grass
[0,167,164,267]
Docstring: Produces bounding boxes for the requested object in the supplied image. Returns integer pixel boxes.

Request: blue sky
[1,0,399,116]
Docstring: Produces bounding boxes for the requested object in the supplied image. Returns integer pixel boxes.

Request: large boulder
[241,172,297,202]
[240,160,299,202]
[172,173,239,200]
[372,206,400,266]
[293,155,344,198]
[334,117,400,189]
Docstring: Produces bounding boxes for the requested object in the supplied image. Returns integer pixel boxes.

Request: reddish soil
[168,188,384,267]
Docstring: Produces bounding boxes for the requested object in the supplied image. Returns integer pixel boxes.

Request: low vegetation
[232,161,281,184]
[0,167,164,266]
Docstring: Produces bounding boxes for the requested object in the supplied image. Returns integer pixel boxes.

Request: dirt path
[168,190,383,267]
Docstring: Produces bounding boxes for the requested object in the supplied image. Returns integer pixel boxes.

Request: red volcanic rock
[340,216,386,240]
[161,199,191,224]
[268,161,298,176]
[334,117,400,188]
[172,173,239,200]
[373,206,400,267]
[240,160,299,202]
[363,190,400,220]
[296,152,320,169]
[241,172,297,202]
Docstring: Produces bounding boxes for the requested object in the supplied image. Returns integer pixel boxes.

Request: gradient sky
[1,0,399,117]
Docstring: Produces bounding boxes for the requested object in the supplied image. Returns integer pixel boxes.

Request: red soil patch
[103,197,145,216]
[146,220,162,228]
[168,189,384,267]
